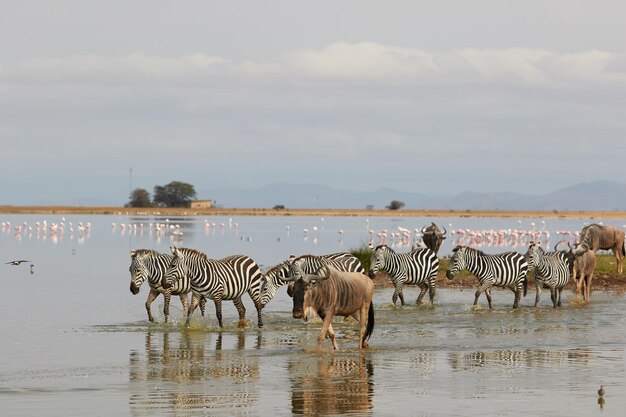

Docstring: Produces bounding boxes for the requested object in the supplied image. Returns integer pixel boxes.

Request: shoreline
[2,205,626,219]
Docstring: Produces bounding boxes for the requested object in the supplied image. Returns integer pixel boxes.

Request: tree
[386,200,405,210]
[127,188,152,208]
[153,181,197,208]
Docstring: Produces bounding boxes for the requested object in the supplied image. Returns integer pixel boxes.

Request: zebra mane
[176,247,208,259]
[131,249,160,257]
[461,246,486,256]
[374,244,394,253]
[264,262,288,275]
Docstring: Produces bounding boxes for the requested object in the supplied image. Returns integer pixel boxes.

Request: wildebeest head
[420,222,447,254]
[445,245,466,279]
[284,265,332,319]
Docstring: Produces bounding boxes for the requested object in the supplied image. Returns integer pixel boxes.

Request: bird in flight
[6,260,30,266]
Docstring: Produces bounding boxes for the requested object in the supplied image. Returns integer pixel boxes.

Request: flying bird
[6,260,30,266]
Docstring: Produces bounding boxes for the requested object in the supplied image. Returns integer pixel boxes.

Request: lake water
[1,214,625,416]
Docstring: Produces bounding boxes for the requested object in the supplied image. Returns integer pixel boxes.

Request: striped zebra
[129,249,206,322]
[445,245,528,309]
[368,244,439,305]
[162,247,265,328]
[525,241,571,307]
[261,252,365,306]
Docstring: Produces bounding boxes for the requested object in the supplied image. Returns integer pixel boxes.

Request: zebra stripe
[369,244,439,305]
[162,247,264,328]
[525,242,571,307]
[446,245,528,309]
[129,249,205,322]
[261,252,365,306]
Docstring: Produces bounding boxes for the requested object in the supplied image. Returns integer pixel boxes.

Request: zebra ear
[130,250,137,257]
[452,245,461,253]
[170,246,181,257]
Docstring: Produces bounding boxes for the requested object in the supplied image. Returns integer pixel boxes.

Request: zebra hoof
[238,319,249,328]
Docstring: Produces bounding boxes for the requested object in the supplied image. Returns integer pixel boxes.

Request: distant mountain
[197,180,626,211]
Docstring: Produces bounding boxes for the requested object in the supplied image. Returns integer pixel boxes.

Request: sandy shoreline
[2,205,626,219]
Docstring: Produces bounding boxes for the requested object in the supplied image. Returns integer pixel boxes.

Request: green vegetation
[350,244,374,272]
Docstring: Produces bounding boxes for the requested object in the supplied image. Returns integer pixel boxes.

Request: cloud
[1,43,624,88]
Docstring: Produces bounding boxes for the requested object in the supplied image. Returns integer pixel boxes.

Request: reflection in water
[289,354,374,416]
[448,348,593,371]
[129,329,261,416]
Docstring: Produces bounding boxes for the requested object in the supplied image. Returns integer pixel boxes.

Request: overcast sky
[2,1,626,206]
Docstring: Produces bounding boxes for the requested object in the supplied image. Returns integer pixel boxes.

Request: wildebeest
[569,243,597,302]
[285,264,374,350]
[420,222,447,254]
[572,224,625,274]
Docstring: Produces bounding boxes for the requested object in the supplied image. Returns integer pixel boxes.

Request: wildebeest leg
[232,297,247,328]
[416,283,428,304]
[350,303,369,349]
[574,272,584,300]
[318,314,337,350]
[613,246,623,274]
[178,293,190,321]
[534,283,542,307]
[584,272,594,303]
[145,289,160,322]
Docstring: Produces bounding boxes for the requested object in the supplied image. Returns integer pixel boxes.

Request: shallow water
[1,214,625,416]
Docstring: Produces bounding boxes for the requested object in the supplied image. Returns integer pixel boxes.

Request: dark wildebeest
[285,264,375,350]
[572,224,625,274]
[420,222,447,254]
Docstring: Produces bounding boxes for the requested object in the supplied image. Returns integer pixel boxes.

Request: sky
[2,1,626,206]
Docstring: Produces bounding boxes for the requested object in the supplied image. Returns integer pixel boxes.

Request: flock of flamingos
[0,216,612,252]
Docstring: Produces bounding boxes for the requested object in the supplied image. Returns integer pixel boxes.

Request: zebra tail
[365,303,375,341]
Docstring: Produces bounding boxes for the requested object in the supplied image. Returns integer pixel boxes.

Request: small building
[190,199,214,209]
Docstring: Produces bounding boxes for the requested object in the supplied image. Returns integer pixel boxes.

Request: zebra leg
[512,287,521,309]
[534,283,542,307]
[145,289,160,322]
[550,286,557,308]
[254,301,263,328]
[428,283,436,305]
[557,288,563,307]
[213,298,224,328]
[391,278,404,305]
[486,289,493,309]
[416,283,428,305]
[163,290,172,322]
[185,295,202,325]
[233,297,248,328]
[178,293,190,321]
[199,295,206,316]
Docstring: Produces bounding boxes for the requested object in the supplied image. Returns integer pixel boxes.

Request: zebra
[368,244,439,305]
[524,241,571,307]
[261,252,365,306]
[161,246,265,328]
[445,245,528,309]
[129,249,206,323]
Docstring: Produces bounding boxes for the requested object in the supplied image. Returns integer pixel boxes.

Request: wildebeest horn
[554,240,566,251]
[421,226,428,234]
[440,224,447,236]
[282,275,299,282]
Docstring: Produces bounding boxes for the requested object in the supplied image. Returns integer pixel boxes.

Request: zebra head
[129,249,152,294]
[445,245,467,279]
[368,245,389,279]
[260,261,290,307]
[524,241,544,270]
[162,246,187,290]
